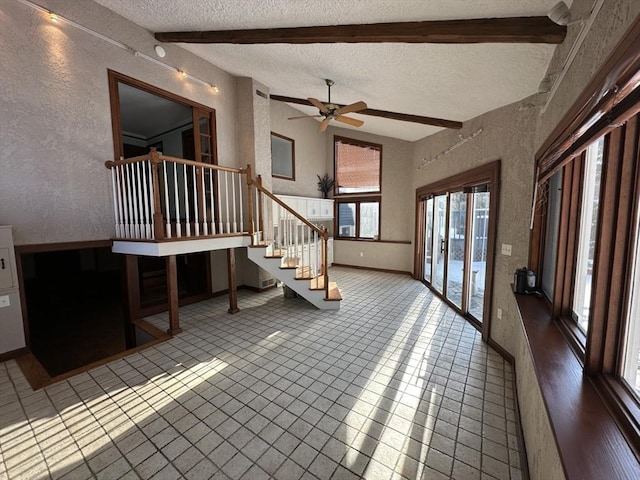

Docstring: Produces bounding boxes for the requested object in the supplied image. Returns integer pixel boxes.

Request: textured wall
[269,102,327,198]
[535,0,640,151]
[1,0,238,245]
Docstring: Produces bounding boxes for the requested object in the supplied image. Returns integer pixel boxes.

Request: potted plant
[317,174,335,199]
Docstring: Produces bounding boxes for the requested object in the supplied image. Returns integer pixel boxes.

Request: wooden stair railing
[105,149,249,241]
[247,173,330,301]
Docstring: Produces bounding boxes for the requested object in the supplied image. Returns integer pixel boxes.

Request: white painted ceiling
[95,0,570,141]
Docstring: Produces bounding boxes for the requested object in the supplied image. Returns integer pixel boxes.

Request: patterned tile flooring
[0,268,524,479]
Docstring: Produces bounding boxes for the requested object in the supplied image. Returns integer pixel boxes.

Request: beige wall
[325,126,414,272]
[1,0,238,245]
[269,102,327,198]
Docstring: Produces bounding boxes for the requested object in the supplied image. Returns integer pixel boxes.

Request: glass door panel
[446,192,467,308]
[468,192,490,321]
[424,198,434,282]
[432,194,447,293]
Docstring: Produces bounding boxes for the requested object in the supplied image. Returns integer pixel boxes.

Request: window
[336,199,380,240]
[531,46,640,451]
[572,138,604,334]
[540,170,563,299]
[334,136,381,195]
[271,132,295,180]
[622,212,640,396]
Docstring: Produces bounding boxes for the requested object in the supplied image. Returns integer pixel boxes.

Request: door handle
[440,239,446,254]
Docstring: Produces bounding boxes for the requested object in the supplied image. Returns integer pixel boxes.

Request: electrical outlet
[360,252,364,257]
[0,295,9,308]
[501,244,512,256]
[497,308,503,319]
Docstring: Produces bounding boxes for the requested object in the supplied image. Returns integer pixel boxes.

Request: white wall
[0,0,238,245]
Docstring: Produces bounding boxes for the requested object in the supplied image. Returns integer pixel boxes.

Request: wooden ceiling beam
[155,17,566,45]
[270,95,463,129]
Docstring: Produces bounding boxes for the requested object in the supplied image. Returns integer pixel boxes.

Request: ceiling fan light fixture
[547,1,571,26]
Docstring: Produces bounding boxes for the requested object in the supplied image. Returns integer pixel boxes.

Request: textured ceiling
[95,0,570,141]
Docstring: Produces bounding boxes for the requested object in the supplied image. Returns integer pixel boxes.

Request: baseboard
[331,263,412,276]
[487,337,515,364]
[0,346,28,363]
[212,284,278,297]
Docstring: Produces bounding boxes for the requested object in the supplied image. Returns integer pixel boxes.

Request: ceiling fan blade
[335,115,364,127]
[270,95,462,129]
[288,115,322,120]
[336,101,367,116]
[318,117,331,133]
[308,98,329,114]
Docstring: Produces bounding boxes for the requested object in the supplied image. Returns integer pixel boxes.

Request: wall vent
[262,278,275,288]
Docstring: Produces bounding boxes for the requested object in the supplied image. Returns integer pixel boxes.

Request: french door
[422,187,491,324]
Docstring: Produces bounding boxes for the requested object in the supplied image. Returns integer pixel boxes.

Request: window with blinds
[334,136,381,195]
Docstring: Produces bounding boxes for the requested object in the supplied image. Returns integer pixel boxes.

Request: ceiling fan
[272,81,463,131]
[287,79,367,133]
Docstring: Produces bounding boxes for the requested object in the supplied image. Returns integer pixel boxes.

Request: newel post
[149,148,165,240]
[246,164,255,244]
[256,175,264,243]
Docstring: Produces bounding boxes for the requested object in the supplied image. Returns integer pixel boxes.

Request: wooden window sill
[513,292,640,480]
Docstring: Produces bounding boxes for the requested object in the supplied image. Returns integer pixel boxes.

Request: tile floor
[0,267,524,479]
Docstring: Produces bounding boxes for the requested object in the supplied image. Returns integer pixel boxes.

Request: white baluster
[315,230,319,277]
[118,166,129,238]
[254,187,261,244]
[238,174,244,233]
[173,162,181,238]
[183,164,191,237]
[136,162,144,238]
[192,166,199,237]
[231,171,237,233]
[201,167,208,236]
[295,221,299,276]
[144,161,153,239]
[162,160,171,238]
[225,171,230,234]
[217,170,224,234]
[209,168,216,235]
[128,164,136,238]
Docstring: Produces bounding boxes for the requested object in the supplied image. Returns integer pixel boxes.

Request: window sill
[514,292,640,480]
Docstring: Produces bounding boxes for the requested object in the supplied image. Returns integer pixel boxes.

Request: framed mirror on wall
[271,132,295,180]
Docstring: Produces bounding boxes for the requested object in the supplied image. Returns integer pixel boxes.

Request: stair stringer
[246,246,339,310]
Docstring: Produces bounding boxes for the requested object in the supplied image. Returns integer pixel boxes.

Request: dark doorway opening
[20,246,151,377]
[138,252,211,313]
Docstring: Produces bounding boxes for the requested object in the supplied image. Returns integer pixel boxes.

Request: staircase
[104,152,342,310]
[247,245,341,310]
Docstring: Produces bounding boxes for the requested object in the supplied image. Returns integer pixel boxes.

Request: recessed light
[154,45,166,58]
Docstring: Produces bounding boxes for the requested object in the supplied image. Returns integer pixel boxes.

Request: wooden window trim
[333,135,382,196]
[334,197,381,241]
[108,70,218,164]
[414,160,500,342]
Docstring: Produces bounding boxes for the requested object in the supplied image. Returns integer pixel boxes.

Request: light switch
[501,244,512,256]
[0,295,9,308]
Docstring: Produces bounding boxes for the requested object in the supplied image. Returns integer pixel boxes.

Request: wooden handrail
[105,151,246,174]
[249,177,328,237]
